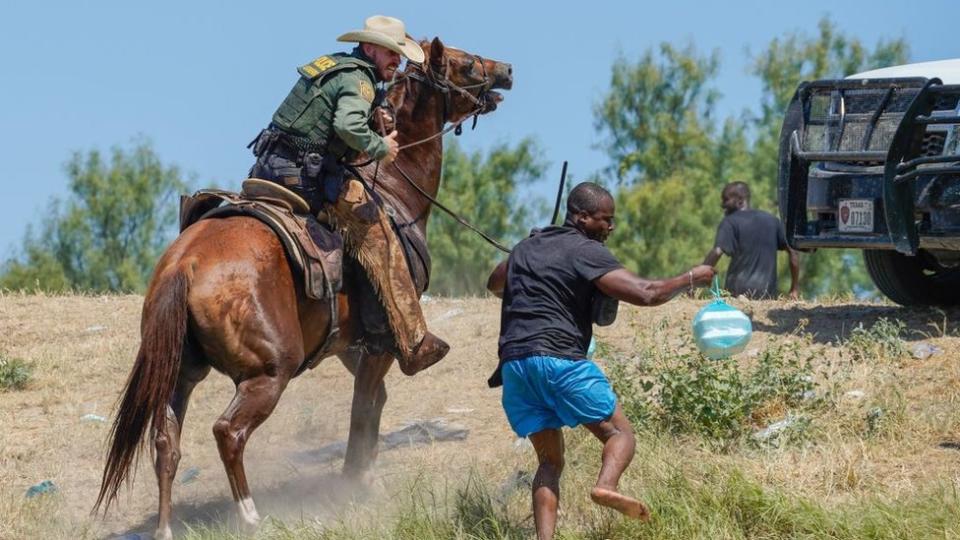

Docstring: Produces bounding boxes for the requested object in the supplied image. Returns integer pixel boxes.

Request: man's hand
[690,264,716,286]
[372,107,396,134]
[381,130,399,166]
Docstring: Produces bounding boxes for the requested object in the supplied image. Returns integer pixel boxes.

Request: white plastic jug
[692,278,752,359]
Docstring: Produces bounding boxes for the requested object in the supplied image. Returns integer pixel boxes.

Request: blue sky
[1,0,957,258]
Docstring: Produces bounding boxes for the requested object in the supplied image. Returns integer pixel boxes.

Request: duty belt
[249,126,327,161]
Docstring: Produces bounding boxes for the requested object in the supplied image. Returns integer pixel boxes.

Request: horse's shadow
[751,303,960,345]
[111,470,368,539]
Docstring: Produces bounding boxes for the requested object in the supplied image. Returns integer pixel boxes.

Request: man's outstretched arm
[596,265,715,307]
[703,246,723,267]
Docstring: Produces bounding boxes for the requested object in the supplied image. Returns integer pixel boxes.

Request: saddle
[179,179,343,301]
[178,178,433,371]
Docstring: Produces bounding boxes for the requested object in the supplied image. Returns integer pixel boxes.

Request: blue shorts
[501,355,617,437]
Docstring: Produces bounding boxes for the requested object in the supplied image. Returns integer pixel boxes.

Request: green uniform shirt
[271,49,388,161]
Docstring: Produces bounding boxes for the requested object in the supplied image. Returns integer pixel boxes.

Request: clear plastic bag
[692,277,752,359]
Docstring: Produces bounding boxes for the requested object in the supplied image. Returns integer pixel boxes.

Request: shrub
[845,318,907,362]
[0,357,33,391]
[607,352,656,427]
[657,353,752,441]
[609,340,818,445]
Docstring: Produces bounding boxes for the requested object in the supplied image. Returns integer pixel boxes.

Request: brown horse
[95,38,512,540]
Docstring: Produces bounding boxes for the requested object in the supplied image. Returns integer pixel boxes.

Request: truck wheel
[863,249,960,306]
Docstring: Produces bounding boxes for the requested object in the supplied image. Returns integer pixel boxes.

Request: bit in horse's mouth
[482,91,503,113]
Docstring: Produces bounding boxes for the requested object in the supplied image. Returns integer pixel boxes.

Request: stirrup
[241,178,311,214]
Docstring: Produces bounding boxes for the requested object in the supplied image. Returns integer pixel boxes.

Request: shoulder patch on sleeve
[358,80,374,103]
[297,55,338,79]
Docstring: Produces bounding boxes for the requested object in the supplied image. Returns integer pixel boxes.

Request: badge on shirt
[359,80,374,103]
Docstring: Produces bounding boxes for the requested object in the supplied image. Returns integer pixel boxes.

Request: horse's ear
[429,37,445,68]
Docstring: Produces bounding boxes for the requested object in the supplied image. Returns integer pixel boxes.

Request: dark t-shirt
[488,225,622,387]
[714,208,788,299]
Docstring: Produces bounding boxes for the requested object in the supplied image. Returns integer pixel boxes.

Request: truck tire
[863,249,960,306]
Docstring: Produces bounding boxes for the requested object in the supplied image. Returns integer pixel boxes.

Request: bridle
[390,52,496,150]
[408,52,493,118]
[366,50,513,254]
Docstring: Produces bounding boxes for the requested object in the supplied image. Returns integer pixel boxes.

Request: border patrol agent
[249,15,449,372]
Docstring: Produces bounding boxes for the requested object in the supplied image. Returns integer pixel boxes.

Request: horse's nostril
[507,66,513,76]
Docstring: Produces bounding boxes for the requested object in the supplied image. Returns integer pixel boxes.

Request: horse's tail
[94,270,190,514]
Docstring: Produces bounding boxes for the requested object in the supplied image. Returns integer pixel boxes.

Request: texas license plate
[838,199,874,233]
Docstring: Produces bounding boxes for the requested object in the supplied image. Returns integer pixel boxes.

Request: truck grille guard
[779,77,960,255]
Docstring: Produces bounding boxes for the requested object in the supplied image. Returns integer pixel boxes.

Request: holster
[321,154,346,204]
[248,128,281,158]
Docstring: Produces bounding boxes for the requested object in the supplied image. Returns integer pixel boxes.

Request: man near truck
[703,181,801,299]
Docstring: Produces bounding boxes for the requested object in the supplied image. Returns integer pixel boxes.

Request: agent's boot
[332,179,450,375]
[401,332,450,376]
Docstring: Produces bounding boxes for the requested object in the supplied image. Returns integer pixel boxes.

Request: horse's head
[401,37,513,124]
[373,37,513,219]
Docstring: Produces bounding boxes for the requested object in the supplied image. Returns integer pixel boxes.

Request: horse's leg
[212,372,290,528]
[339,350,394,480]
[154,350,210,540]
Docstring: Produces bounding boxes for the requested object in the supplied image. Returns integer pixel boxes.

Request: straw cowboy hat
[338,15,425,64]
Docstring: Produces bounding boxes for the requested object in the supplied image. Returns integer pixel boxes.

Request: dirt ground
[1,293,959,538]
[0,294,522,538]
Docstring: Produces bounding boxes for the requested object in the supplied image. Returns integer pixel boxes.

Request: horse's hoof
[237,497,262,529]
[342,466,385,495]
[153,526,174,540]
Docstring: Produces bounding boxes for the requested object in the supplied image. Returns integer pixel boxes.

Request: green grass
[161,421,960,540]
[167,437,960,540]
[0,452,960,540]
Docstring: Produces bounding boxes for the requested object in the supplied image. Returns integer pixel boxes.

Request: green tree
[427,138,547,296]
[594,44,729,277]
[595,43,721,185]
[1,140,188,292]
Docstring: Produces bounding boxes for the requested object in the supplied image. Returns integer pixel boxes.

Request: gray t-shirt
[714,209,788,299]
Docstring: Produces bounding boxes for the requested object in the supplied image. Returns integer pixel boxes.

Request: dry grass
[1,292,959,538]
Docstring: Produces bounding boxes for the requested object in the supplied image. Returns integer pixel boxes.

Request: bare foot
[590,487,651,521]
